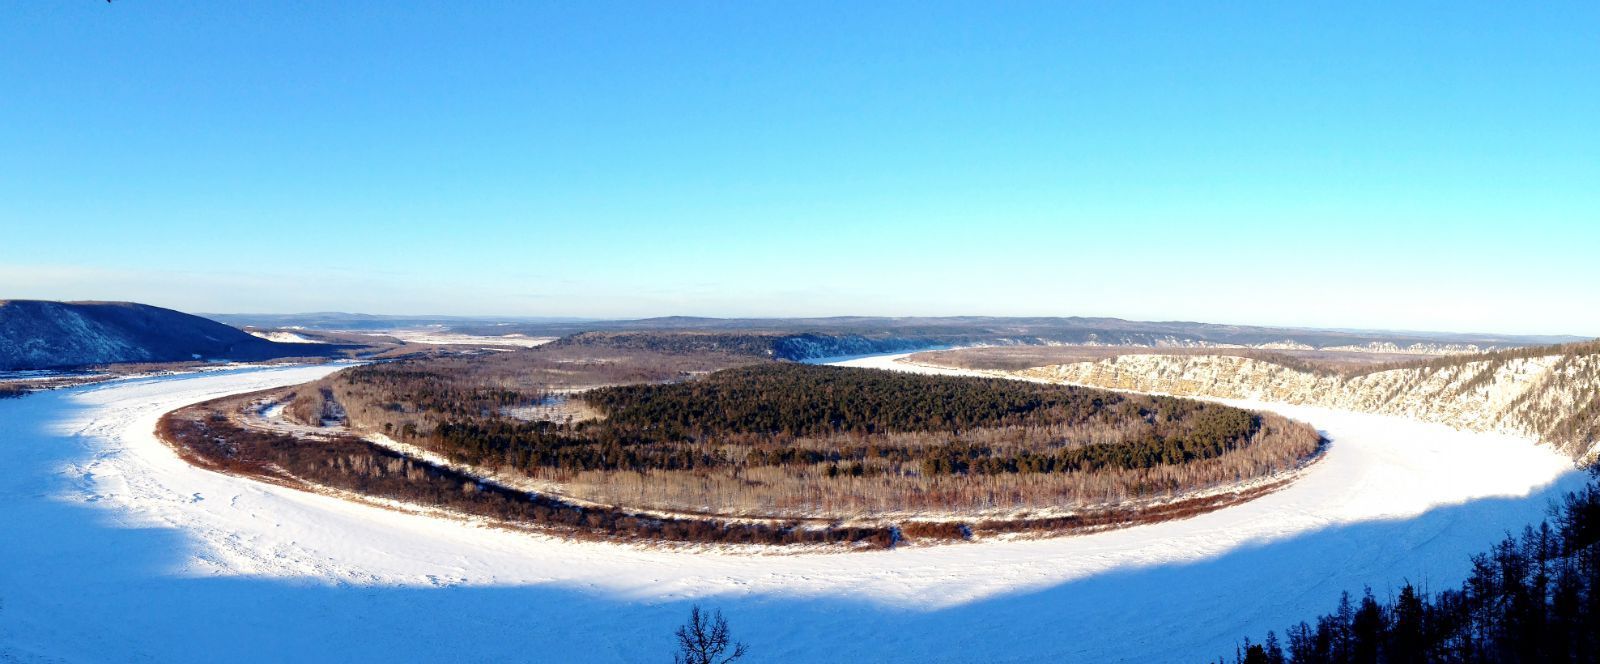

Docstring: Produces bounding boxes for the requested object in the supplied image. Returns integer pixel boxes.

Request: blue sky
[2,2,1596,335]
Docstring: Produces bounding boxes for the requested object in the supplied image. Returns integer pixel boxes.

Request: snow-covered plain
[0,356,1585,662]
[247,330,326,344]
[384,330,555,347]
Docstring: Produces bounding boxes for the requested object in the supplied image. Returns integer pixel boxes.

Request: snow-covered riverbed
[0,358,1583,662]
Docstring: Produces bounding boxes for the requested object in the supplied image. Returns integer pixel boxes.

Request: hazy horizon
[190,309,1588,342]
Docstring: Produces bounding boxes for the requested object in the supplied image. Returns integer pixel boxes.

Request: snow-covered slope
[0,300,330,370]
[247,330,326,344]
[0,358,1582,662]
[1016,351,1600,460]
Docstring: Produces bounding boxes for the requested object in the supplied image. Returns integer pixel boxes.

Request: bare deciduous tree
[673,605,747,664]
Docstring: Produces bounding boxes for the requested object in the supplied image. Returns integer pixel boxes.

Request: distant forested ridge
[544,331,933,360]
[446,315,1579,354]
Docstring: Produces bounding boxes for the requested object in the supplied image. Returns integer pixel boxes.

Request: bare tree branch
[673,605,748,664]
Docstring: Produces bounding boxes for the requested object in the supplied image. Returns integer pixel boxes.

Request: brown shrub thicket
[158,398,895,548]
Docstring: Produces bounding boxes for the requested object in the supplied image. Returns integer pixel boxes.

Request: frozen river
[0,358,1582,662]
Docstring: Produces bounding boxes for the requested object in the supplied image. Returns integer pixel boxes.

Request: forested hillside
[544,330,932,360]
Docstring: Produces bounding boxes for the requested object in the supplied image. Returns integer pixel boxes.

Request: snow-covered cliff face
[1017,352,1600,461]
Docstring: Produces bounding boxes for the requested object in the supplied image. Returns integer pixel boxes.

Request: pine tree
[1263,630,1286,664]
[1388,583,1424,663]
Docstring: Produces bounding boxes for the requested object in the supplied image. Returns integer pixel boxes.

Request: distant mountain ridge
[24,302,1584,371]
[0,300,340,370]
[202,312,1584,354]
[529,318,1581,361]
[203,311,595,331]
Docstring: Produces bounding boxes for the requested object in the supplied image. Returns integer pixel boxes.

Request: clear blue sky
[3,2,1596,335]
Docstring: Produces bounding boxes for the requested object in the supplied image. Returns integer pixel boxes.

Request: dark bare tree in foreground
[674,605,748,664]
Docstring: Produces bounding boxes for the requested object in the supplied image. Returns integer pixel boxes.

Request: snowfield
[247,330,325,344]
[384,330,556,347]
[0,356,1585,662]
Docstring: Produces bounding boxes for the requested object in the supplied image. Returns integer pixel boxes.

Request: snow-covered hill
[1016,349,1600,461]
[0,300,337,370]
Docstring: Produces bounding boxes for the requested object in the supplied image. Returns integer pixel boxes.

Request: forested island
[151,340,1325,546]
